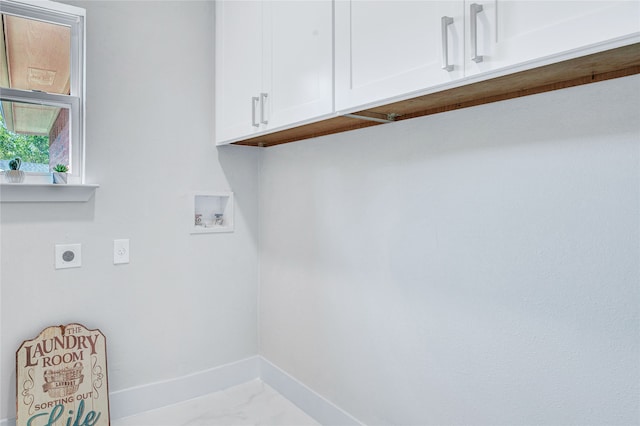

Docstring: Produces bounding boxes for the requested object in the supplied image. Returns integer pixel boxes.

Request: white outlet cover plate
[55,244,82,269]
[114,239,129,264]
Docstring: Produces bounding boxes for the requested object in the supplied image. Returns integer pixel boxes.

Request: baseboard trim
[1,355,361,426]
[259,357,364,426]
[109,355,261,419]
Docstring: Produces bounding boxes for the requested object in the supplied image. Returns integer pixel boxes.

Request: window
[0,0,85,184]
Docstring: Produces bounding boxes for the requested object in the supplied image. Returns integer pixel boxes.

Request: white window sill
[0,183,99,203]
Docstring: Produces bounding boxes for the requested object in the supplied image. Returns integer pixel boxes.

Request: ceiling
[1,13,70,135]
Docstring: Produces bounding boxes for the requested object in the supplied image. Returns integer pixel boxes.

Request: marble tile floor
[112,379,320,426]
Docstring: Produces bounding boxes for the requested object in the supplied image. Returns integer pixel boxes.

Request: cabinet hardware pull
[441,16,454,71]
[252,96,260,127]
[470,3,483,63]
[260,92,268,125]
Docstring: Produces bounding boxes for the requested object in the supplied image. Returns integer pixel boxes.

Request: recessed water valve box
[190,192,234,234]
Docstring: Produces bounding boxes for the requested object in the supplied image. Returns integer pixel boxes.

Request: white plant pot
[52,172,68,184]
[4,170,25,183]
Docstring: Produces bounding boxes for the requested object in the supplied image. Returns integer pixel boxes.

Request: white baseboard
[109,355,261,419]
[1,355,361,426]
[259,357,364,426]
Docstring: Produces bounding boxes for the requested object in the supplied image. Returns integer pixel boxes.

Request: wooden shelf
[233,43,640,148]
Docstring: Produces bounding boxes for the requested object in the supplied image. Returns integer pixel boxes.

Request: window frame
[0,0,86,184]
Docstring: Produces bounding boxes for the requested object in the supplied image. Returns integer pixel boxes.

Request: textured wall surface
[260,75,640,425]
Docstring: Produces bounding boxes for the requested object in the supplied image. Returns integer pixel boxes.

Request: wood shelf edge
[232,43,640,148]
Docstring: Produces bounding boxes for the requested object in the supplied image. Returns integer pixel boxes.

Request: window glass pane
[0,100,70,172]
[1,13,71,95]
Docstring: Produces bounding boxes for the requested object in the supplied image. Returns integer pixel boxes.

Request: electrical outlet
[114,239,129,264]
[55,244,82,269]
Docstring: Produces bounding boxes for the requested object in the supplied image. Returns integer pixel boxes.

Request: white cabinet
[466,0,640,76]
[216,1,333,145]
[215,1,262,143]
[217,0,638,146]
[335,0,640,112]
[335,1,465,111]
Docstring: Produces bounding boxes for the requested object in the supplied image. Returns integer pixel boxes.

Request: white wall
[259,75,640,425]
[0,1,260,420]
[1,2,638,424]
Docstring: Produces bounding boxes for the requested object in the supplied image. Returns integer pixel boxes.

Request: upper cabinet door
[466,0,640,76]
[335,1,464,112]
[215,1,263,143]
[216,0,333,145]
[263,1,334,130]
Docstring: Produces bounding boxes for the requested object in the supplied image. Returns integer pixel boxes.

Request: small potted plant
[4,157,24,183]
[52,164,69,184]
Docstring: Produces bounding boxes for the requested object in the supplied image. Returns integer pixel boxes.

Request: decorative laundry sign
[16,323,110,426]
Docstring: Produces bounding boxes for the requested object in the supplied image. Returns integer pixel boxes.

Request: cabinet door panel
[468,0,640,75]
[335,0,464,111]
[265,1,333,129]
[215,1,263,143]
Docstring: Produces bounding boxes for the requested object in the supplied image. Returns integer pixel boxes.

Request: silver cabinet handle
[441,16,454,71]
[260,92,268,125]
[252,96,260,127]
[470,3,483,63]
